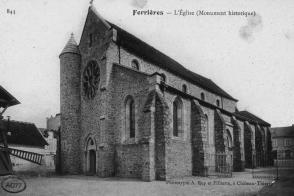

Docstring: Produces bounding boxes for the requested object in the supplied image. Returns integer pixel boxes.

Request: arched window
[86,138,96,150]
[205,114,209,144]
[83,61,100,99]
[226,129,233,149]
[131,59,139,70]
[182,84,187,93]
[173,97,183,137]
[216,99,220,107]
[161,73,166,83]
[201,92,205,101]
[125,96,135,138]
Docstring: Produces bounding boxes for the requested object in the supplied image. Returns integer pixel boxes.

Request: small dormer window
[182,84,187,93]
[89,33,93,47]
[131,59,139,70]
[216,99,220,107]
[201,92,205,101]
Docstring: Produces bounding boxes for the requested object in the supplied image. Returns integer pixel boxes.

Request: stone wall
[78,8,115,176]
[115,144,143,177]
[214,110,225,152]
[165,139,192,178]
[244,122,254,168]
[60,51,81,174]
[266,128,274,165]
[119,47,237,113]
[237,120,245,167]
[191,100,206,176]
[255,126,265,167]
[154,93,166,180]
[109,64,151,178]
[232,117,243,171]
[160,92,193,179]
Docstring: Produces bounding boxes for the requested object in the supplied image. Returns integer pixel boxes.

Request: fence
[204,151,233,178]
[252,151,294,180]
[274,159,294,167]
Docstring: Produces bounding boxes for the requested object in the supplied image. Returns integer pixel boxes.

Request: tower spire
[59,33,80,57]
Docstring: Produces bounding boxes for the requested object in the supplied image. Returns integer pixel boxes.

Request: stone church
[59,5,272,181]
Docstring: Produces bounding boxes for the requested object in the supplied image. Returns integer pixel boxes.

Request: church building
[59,5,272,181]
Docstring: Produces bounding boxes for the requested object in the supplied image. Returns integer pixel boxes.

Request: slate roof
[109,21,237,101]
[271,126,294,138]
[1,120,48,147]
[234,110,270,126]
[60,33,80,57]
[86,6,237,101]
[0,85,20,108]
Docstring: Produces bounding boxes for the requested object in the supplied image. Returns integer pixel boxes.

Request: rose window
[83,61,100,99]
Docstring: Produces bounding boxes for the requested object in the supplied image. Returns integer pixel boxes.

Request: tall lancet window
[125,96,135,138]
[205,114,209,144]
[89,33,93,47]
[226,129,233,149]
[173,97,183,137]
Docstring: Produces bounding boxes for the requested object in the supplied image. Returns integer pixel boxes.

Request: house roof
[38,128,46,136]
[271,126,294,138]
[1,120,48,147]
[87,6,237,101]
[234,110,270,126]
[0,85,20,108]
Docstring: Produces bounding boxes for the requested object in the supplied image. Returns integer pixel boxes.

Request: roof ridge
[2,119,35,125]
[2,119,48,146]
[89,5,111,30]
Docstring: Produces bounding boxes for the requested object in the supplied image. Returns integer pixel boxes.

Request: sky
[0,0,293,128]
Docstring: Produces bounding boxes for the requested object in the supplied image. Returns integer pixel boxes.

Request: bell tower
[59,33,82,174]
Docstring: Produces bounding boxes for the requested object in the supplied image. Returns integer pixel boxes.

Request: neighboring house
[58,4,273,181]
[1,120,48,172]
[271,125,294,167]
[39,114,60,169]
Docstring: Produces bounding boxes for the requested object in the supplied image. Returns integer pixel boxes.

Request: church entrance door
[89,150,96,175]
[85,137,97,175]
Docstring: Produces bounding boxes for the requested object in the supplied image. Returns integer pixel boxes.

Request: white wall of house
[7,144,47,172]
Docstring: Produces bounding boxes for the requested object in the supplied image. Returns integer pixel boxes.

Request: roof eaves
[0,85,20,107]
[235,111,270,126]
